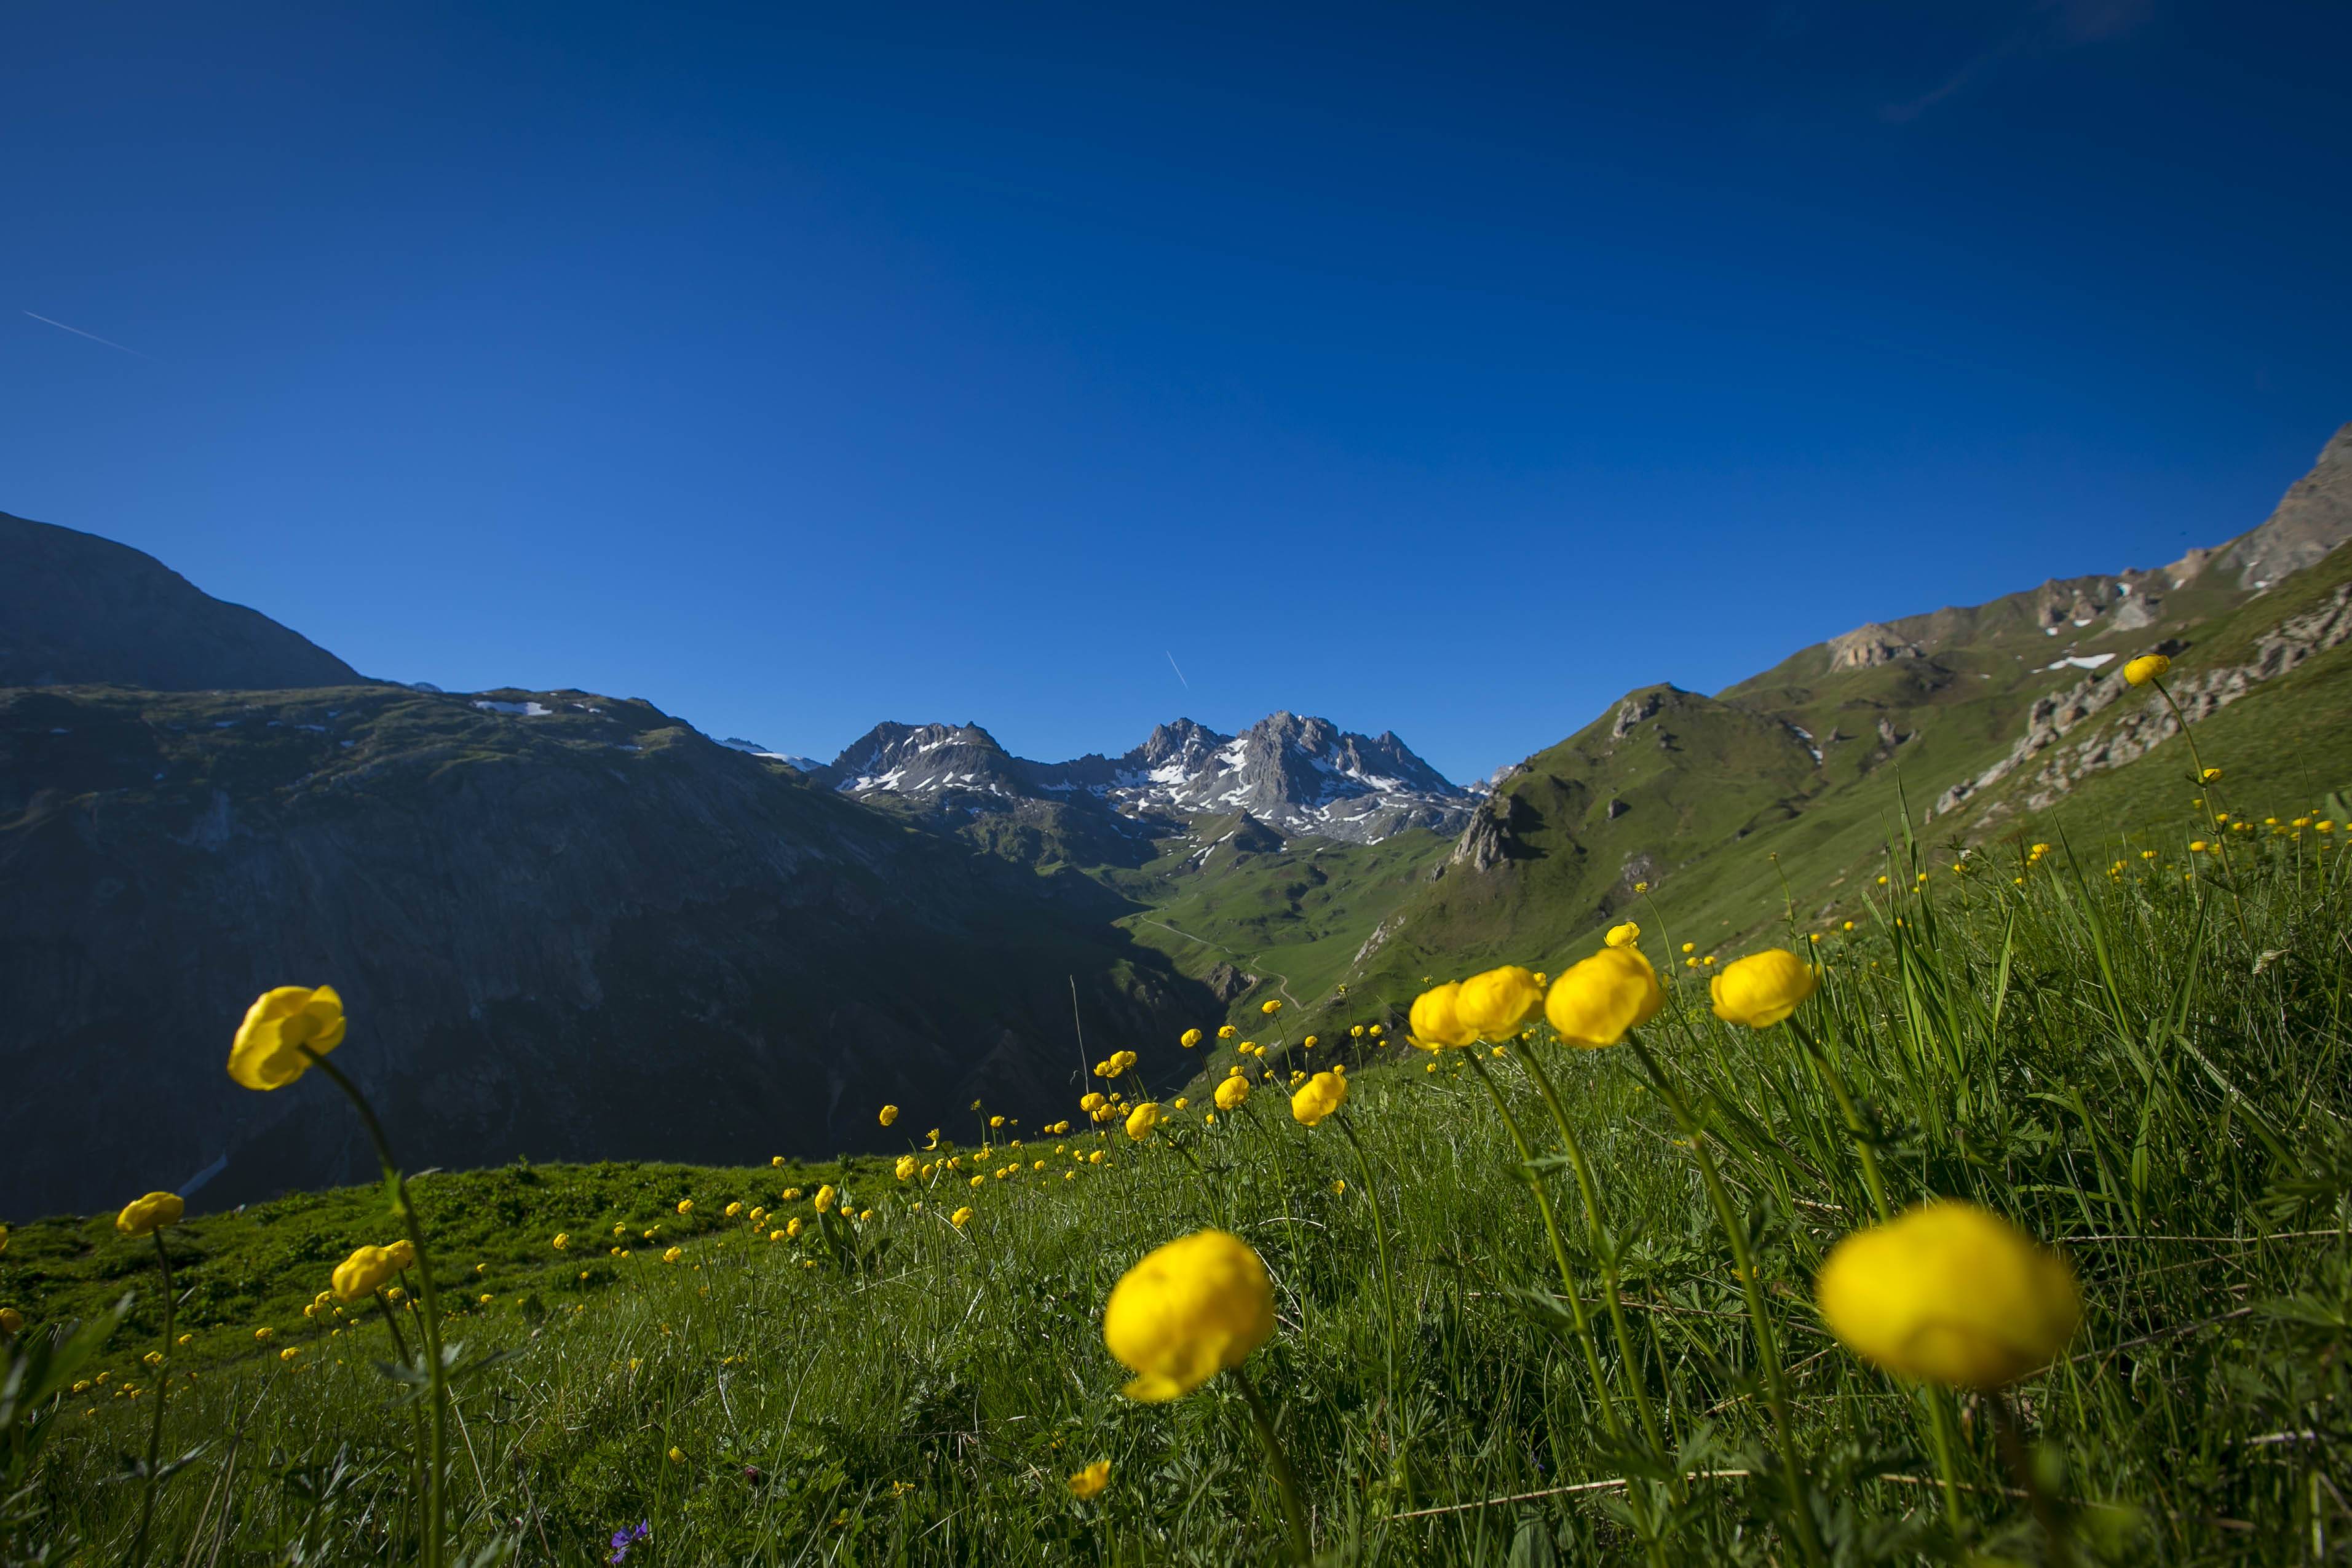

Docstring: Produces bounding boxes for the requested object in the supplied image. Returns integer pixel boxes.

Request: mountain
[812,711,1472,852]
[0,511,365,691]
[1319,423,2352,1015]
[0,683,1214,1216]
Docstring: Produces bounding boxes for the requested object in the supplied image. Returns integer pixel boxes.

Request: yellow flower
[279,1346,301,1362]
[1216,1024,1237,1040]
[115,1192,184,1237]
[724,1202,742,1218]
[668,1446,686,1465]
[0,1307,21,1336]
[1709,949,1818,1028]
[1067,1459,1112,1499]
[1079,1091,1107,1112]
[1089,1149,1106,1165]
[1214,1076,1251,1111]
[675,1199,694,1216]
[991,1113,1007,1127]
[226,984,347,1091]
[1543,948,1665,1048]
[1604,921,1641,949]
[950,1206,974,1227]
[1349,1024,1364,1038]
[1289,1071,1347,1127]
[662,1246,683,1264]
[1302,1034,1318,1049]
[786,1218,804,1239]
[1103,1230,1276,1401]
[331,1245,400,1303]
[1408,981,1476,1050]
[767,1229,786,1242]
[1455,965,1545,1041]
[2123,652,2171,686]
[970,1174,986,1188]
[1124,1103,1163,1141]
[383,1239,416,1272]
[0,1225,7,1255]
[895,1155,919,1181]
[1180,1028,1203,1048]
[254,1326,275,1342]
[1815,1201,2080,1388]
[1260,999,1283,1015]
[879,1104,900,1127]
[814,1185,837,1213]
[552,1232,570,1249]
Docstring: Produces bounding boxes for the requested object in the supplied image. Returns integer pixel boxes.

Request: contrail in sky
[1165,651,1190,690]
[24,311,152,358]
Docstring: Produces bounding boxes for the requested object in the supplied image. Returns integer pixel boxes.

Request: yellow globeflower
[1260,999,1283,1015]
[724,1202,742,1218]
[767,1229,786,1243]
[383,1239,416,1272]
[552,1232,570,1250]
[1289,1070,1347,1127]
[949,1206,974,1227]
[879,1104,900,1127]
[1180,1028,1203,1048]
[675,1199,694,1216]
[1216,1024,1237,1040]
[1815,1201,2080,1388]
[2123,652,2171,686]
[1079,1091,1106,1112]
[280,1346,301,1362]
[814,1185,837,1213]
[786,1217,804,1239]
[1302,1034,1318,1049]
[1067,1459,1112,1499]
[115,1192,184,1237]
[0,1307,21,1336]
[1214,1076,1251,1111]
[1604,921,1641,949]
[1125,1103,1163,1141]
[226,985,347,1091]
[1456,965,1545,1041]
[1544,948,1665,1048]
[771,1155,786,1168]
[253,1326,275,1342]
[895,1155,919,1181]
[1104,1233,1274,1408]
[331,1245,399,1303]
[1407,981,1476,1050]
[662,1246,683,1264]
[1089,1149,1106,1165]
[1709,949,1818,1028]
[1349,1024,1364,1038]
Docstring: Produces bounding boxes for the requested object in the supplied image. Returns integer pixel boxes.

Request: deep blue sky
[4,2,2345,783]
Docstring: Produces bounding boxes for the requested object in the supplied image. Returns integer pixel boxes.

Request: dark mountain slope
[0,512,365,691]
[0,685,1212,1216]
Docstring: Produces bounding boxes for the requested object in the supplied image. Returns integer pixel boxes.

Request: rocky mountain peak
[2214,422,2352,590]
[1825,624,1923,671]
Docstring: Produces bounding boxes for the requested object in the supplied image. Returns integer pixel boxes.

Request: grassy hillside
[4,812,2346,1564]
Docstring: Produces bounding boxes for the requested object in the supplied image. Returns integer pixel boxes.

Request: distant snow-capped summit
[812,712,1470,845]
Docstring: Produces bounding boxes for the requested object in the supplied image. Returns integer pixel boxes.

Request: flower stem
[1626,1034,1826,1568]
[304,1050,447,1568]
[1508,1040,1672,1468]
[1988,1388,2074,1568]
[1333,1115,1403,1431]
[122,1229,175,1568]
[2152,678,2249,944]
[1786,1017,1890,1221]
[1464,1052,1668,1568]
[1232,1365,1312,1565]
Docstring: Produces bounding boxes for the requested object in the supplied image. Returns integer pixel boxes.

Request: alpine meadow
[4,421,2351,1567]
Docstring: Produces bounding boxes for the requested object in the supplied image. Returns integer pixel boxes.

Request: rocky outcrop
[1934,580,2352,817]
[1826,624,1922,671]
[2213,424,2352,590]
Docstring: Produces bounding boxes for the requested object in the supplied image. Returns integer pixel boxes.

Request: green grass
[6,810,2349,1564]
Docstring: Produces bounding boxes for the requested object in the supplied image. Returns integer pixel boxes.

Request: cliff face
[0,685,1211,1216]
[0,512,365,691]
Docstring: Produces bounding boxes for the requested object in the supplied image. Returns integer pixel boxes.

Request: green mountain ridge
[5,425,2348,1208]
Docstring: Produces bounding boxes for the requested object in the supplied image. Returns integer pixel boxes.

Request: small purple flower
[607,1521,651,1564]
